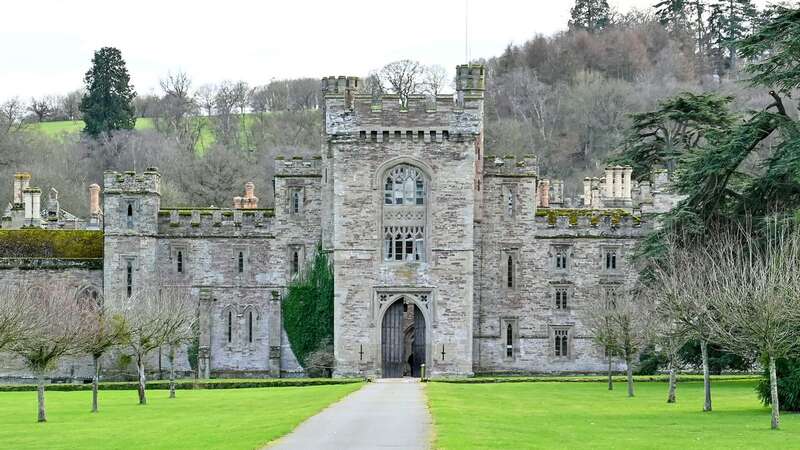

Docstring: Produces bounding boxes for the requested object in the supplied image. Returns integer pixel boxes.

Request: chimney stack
[88,184,102,215]
[13,172,31,206]
[233,182,259,209]
[538,180,550,208]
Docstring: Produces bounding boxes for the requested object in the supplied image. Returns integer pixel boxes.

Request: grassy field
[427,380,799,449]
[32,118,155,136]
[0,383,362,450]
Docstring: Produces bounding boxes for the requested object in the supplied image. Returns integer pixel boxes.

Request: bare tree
[0,285,37,352]
[194,84,217,117]
[705,225,800,430]
[378,60,425,108]
[61,90,84,121]
[161,287,196,399]
[118,286,195,405]
[648,234,719,411]
[155,71,199,150]
[584,290,618,391]
[29,96,56,122]
[78,293,125,413]
[422,64,450,96]
[0,98,27,135]
[604,284,654,397]
[213,81,240,146]
[10,282,89,422]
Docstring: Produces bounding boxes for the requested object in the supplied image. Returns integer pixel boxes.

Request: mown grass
[0,382,363,450]
[427,380,799,449]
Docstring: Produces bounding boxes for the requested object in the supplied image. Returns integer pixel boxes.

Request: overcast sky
[0,0,771,100]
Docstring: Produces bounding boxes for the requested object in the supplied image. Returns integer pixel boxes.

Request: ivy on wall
[282,243,333,369]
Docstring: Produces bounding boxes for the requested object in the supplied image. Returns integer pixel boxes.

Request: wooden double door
[381,300,426,378]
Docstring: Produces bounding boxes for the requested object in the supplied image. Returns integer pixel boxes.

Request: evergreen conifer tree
[79,47,136,137]
[569,0,611,32]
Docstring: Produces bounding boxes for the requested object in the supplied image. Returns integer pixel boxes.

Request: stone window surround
[374,157,434,264]
[169,244,188,277]
[500,246,520,292]
[550,325,574,359]
[549,244,574,272]
[501,183,517,219]
[288,244,305,277]
[601,245,622,272]
[552,284,572,311]
[500,317,519,361]
[120,254,138,297]
[289,186,304,216]
[122,197,140,229]
[233,245,250,280]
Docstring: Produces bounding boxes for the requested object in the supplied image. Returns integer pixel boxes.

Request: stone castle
[0,64,680,381]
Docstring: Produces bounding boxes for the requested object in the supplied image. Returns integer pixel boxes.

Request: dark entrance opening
[381,299,426,378]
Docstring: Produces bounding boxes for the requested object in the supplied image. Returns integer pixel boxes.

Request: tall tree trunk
[607,354,613,391]
[701,339,712,412]
[37,372,47,423]
[137,357,147,405]
[769,355,780,430]
[92,355,100,413]
[169,346,176,399]
[626,355,634,398]
[667,360,677,403]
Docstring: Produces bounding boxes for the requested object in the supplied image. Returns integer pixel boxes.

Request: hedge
[430,374,760,384]
[0,229,103,258]
[0,378,363,392]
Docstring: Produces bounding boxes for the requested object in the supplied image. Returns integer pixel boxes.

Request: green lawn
[427,380,800,449]
[0,383,362,450]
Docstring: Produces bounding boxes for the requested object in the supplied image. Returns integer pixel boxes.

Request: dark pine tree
[569,0,611,32]
[79,47,136,137]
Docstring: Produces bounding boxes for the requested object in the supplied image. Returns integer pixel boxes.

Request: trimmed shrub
[757,357,800,411]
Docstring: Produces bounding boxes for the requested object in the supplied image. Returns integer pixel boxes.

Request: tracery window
[384,165,425,206]
[554,329,569,357]
[555,288,568,310]
[382,164,428,262]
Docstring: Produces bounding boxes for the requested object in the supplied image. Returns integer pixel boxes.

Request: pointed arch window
[383,165,425,205]
[382,164,428,262]
[126,203,134,228]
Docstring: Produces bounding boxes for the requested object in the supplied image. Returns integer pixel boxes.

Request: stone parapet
[103,168,161,194]
[534,210,648,238]
[484,154,539,178]
[157,208,276,237]
[274,157,322,178]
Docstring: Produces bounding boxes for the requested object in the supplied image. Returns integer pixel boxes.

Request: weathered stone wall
[476,210,645,374]
[326,65,486,378]
[102,162,321,378]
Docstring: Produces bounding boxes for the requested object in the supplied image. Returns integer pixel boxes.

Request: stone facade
[0,64,682,381]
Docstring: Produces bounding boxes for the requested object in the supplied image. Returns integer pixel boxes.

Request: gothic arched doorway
[381,298,426,378]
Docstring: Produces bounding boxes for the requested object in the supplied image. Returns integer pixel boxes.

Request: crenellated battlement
[323,64,485,138]
[157,207,276,237]
[103,168,161,194]
[533,209,649,238]
[274,157,322,178]
[484,154,539,177]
